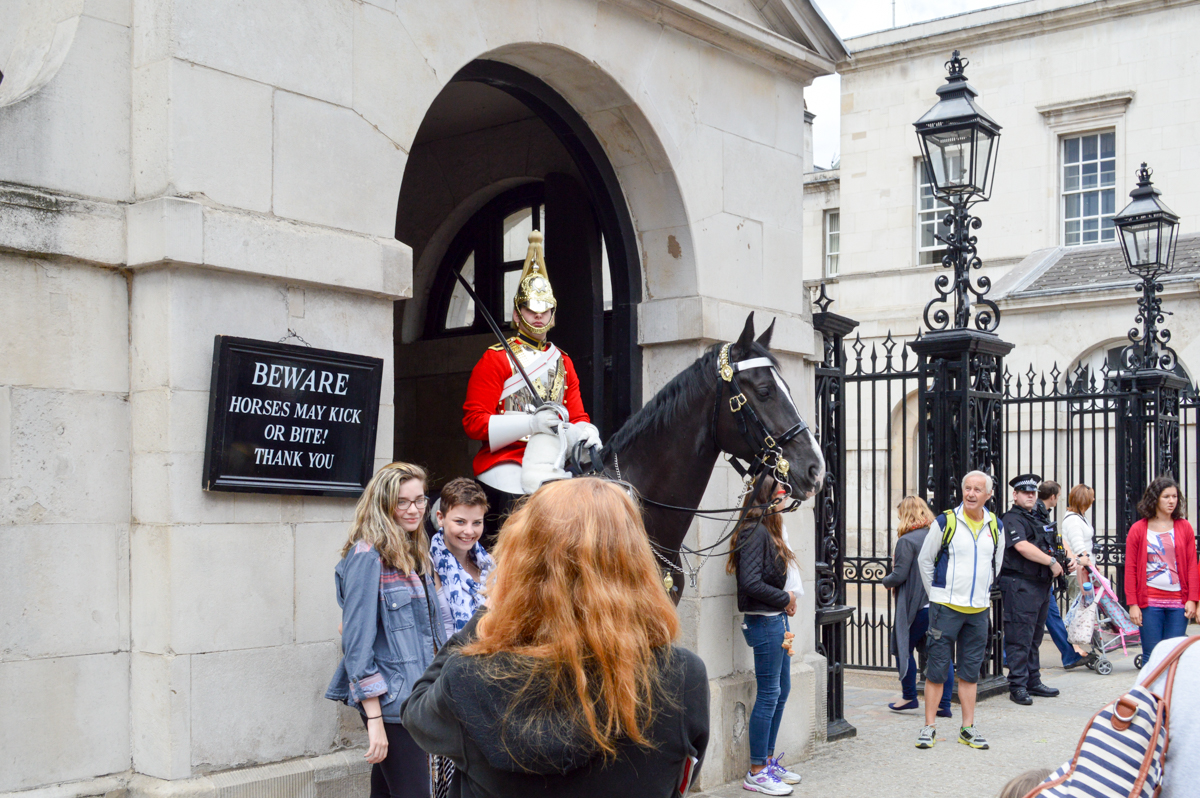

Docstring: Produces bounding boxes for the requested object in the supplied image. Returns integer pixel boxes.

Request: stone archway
[392,48,694,486]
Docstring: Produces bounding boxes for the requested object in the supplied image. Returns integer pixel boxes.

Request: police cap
[1009,473,1041,493]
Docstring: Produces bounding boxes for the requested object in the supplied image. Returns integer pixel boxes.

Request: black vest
[1000,507,1054,582]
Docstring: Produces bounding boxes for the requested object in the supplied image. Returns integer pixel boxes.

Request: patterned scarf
[429,530,494,631]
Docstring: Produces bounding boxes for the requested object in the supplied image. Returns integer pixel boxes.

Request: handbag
[1066,594,1097,647]
[1024,636,1200,798]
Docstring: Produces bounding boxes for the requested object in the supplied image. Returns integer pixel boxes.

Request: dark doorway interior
[393,61,639,488]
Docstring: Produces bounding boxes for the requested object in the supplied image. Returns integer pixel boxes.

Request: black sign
[203,336,384,497]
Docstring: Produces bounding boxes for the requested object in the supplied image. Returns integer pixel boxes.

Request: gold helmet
[513,230,556,337]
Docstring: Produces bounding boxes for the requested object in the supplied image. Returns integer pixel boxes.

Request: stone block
[395,0,487,82]
[171,62,273,212]
[0,255,129,392]
[616,161,689,232]
[131,651,191,780]
[703,670,755,788]
[0,524,125,660]
[131,524,294,655]
[592,3,662,95]
[639,226,699,300]
[172,0,352,106]
[127,196,204,267]
[130,387,210,456]
[295,522,346,644]
[775,76,807,157]
[673,124,724,223]
[132,57,170,199]
[639,26,706,149]
[1,388,130,526]
[699,48,776,146]
[723,135,805,230]
[0,186,126,266]
[694,214,763,304]
[0,652,130,792]
[273,90,407,239]
[353,2,441,150]
[189,643,340,770]
[0,16,131,201]
[695,592,736,679]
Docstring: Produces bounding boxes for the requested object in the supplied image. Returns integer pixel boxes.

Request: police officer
[999,473,1064,704]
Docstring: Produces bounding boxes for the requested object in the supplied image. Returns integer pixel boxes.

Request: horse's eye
[756,386,771,399]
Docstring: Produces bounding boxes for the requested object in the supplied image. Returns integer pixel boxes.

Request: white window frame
[916,161,952,267]
[824,209,840,277]
[1061,130,1117,247]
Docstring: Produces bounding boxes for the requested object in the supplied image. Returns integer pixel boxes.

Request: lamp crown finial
[946,50,968,80]
[1137,162,1154,186]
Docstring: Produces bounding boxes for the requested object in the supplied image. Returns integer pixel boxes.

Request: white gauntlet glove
[487,406,567,450]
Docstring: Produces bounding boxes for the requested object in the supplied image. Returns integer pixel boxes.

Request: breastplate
[503,341,565,413]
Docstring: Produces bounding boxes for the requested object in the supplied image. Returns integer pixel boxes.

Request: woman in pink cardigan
[1124,476,1199,662]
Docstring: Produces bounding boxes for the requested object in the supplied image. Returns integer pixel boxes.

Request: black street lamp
[914,51,1003,332]
[1113,163,1181,371]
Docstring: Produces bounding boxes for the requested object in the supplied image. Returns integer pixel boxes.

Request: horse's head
[713,313,826,499]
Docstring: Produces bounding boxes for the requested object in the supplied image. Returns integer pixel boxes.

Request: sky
[808,0,1019,170]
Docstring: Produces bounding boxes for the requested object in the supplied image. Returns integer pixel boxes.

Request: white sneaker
[743,768,793,795]
[768,754,802,785]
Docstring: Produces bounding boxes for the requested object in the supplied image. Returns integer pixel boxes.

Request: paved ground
[700,635,1156,798]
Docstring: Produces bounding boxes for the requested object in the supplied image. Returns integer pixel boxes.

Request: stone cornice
[1036,91,1135,127]
[611,0,845,82]
[843,0,1200,72]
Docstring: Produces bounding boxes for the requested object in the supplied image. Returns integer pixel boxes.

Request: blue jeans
[1140,606,1189,660]
[901,607,952,710]
[742,614,790,766]
[1046,588,1081,667]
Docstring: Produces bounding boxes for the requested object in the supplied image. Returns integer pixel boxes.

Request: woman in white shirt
[1059,484,1096,603]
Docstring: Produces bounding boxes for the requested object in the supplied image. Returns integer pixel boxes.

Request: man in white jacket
[915,470,1007,751]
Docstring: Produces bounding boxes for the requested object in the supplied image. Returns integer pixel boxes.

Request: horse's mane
[604,340,777,456]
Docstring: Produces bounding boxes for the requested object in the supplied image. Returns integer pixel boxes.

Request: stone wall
[0,0,840,793]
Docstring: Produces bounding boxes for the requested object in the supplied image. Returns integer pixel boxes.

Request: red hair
[461,478,680,756]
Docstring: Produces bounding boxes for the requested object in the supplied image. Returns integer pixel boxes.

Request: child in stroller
[1066,561,1143,674]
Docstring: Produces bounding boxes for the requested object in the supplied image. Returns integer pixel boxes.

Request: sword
[451,269,546,409]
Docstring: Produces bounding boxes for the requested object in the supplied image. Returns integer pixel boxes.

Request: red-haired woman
[401,478,709,797]
[1124,476,1199,661]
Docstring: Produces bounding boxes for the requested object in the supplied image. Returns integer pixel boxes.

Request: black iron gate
[835,343,1199,671]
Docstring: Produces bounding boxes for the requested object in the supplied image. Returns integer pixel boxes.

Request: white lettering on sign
[288,426,329,445]
[328,407,362,424]
[308,452,335,469]
[228,396,292,417]
[250,362,350,395]
[254,447,304,467]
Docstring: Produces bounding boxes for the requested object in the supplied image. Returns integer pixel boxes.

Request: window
[917,163,952,266]
[1063,132,1116,246]
[824,210,840,277]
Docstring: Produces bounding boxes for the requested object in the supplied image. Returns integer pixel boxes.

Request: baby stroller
[1066,564,1143,675]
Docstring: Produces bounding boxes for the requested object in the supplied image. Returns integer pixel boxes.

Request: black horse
[603,313,825,603]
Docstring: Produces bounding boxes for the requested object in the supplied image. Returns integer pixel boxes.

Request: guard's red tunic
[462,339,590,477]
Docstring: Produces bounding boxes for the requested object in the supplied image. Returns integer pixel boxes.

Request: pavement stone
[698,635,1157,797]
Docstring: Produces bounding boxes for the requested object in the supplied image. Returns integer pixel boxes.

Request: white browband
[730,357,800,415]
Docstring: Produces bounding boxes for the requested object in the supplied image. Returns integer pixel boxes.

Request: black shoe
[1009,688,1033,705]
[1028,683,1060,698]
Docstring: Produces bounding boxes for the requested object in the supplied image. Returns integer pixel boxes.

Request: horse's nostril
[808,463,823,483]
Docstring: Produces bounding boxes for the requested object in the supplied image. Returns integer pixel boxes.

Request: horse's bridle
[713,343,810,490]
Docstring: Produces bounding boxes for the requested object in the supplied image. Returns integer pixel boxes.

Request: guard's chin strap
[714,344,809,491]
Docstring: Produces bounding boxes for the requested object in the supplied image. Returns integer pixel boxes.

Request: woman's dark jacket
[734,521,791,613]
[401,614,710,798]
[881,525,932,682]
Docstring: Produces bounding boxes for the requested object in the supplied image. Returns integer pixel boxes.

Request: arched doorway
[393,60,641,487]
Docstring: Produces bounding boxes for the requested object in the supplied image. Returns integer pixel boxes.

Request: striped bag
[1025,636,1199,798]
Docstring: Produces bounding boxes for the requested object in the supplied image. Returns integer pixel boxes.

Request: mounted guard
[461,231,600,543]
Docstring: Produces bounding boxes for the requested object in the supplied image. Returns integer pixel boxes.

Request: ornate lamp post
[911,52,1012,697]
[1111,163,1186,598]
[1113,163,1181,372]
[913,50,1003,332]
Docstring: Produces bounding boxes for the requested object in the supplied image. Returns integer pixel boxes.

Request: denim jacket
[325,541,452,722]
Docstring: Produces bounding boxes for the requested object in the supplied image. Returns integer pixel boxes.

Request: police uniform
[999,473,1061,703]
[461,231,593,546]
